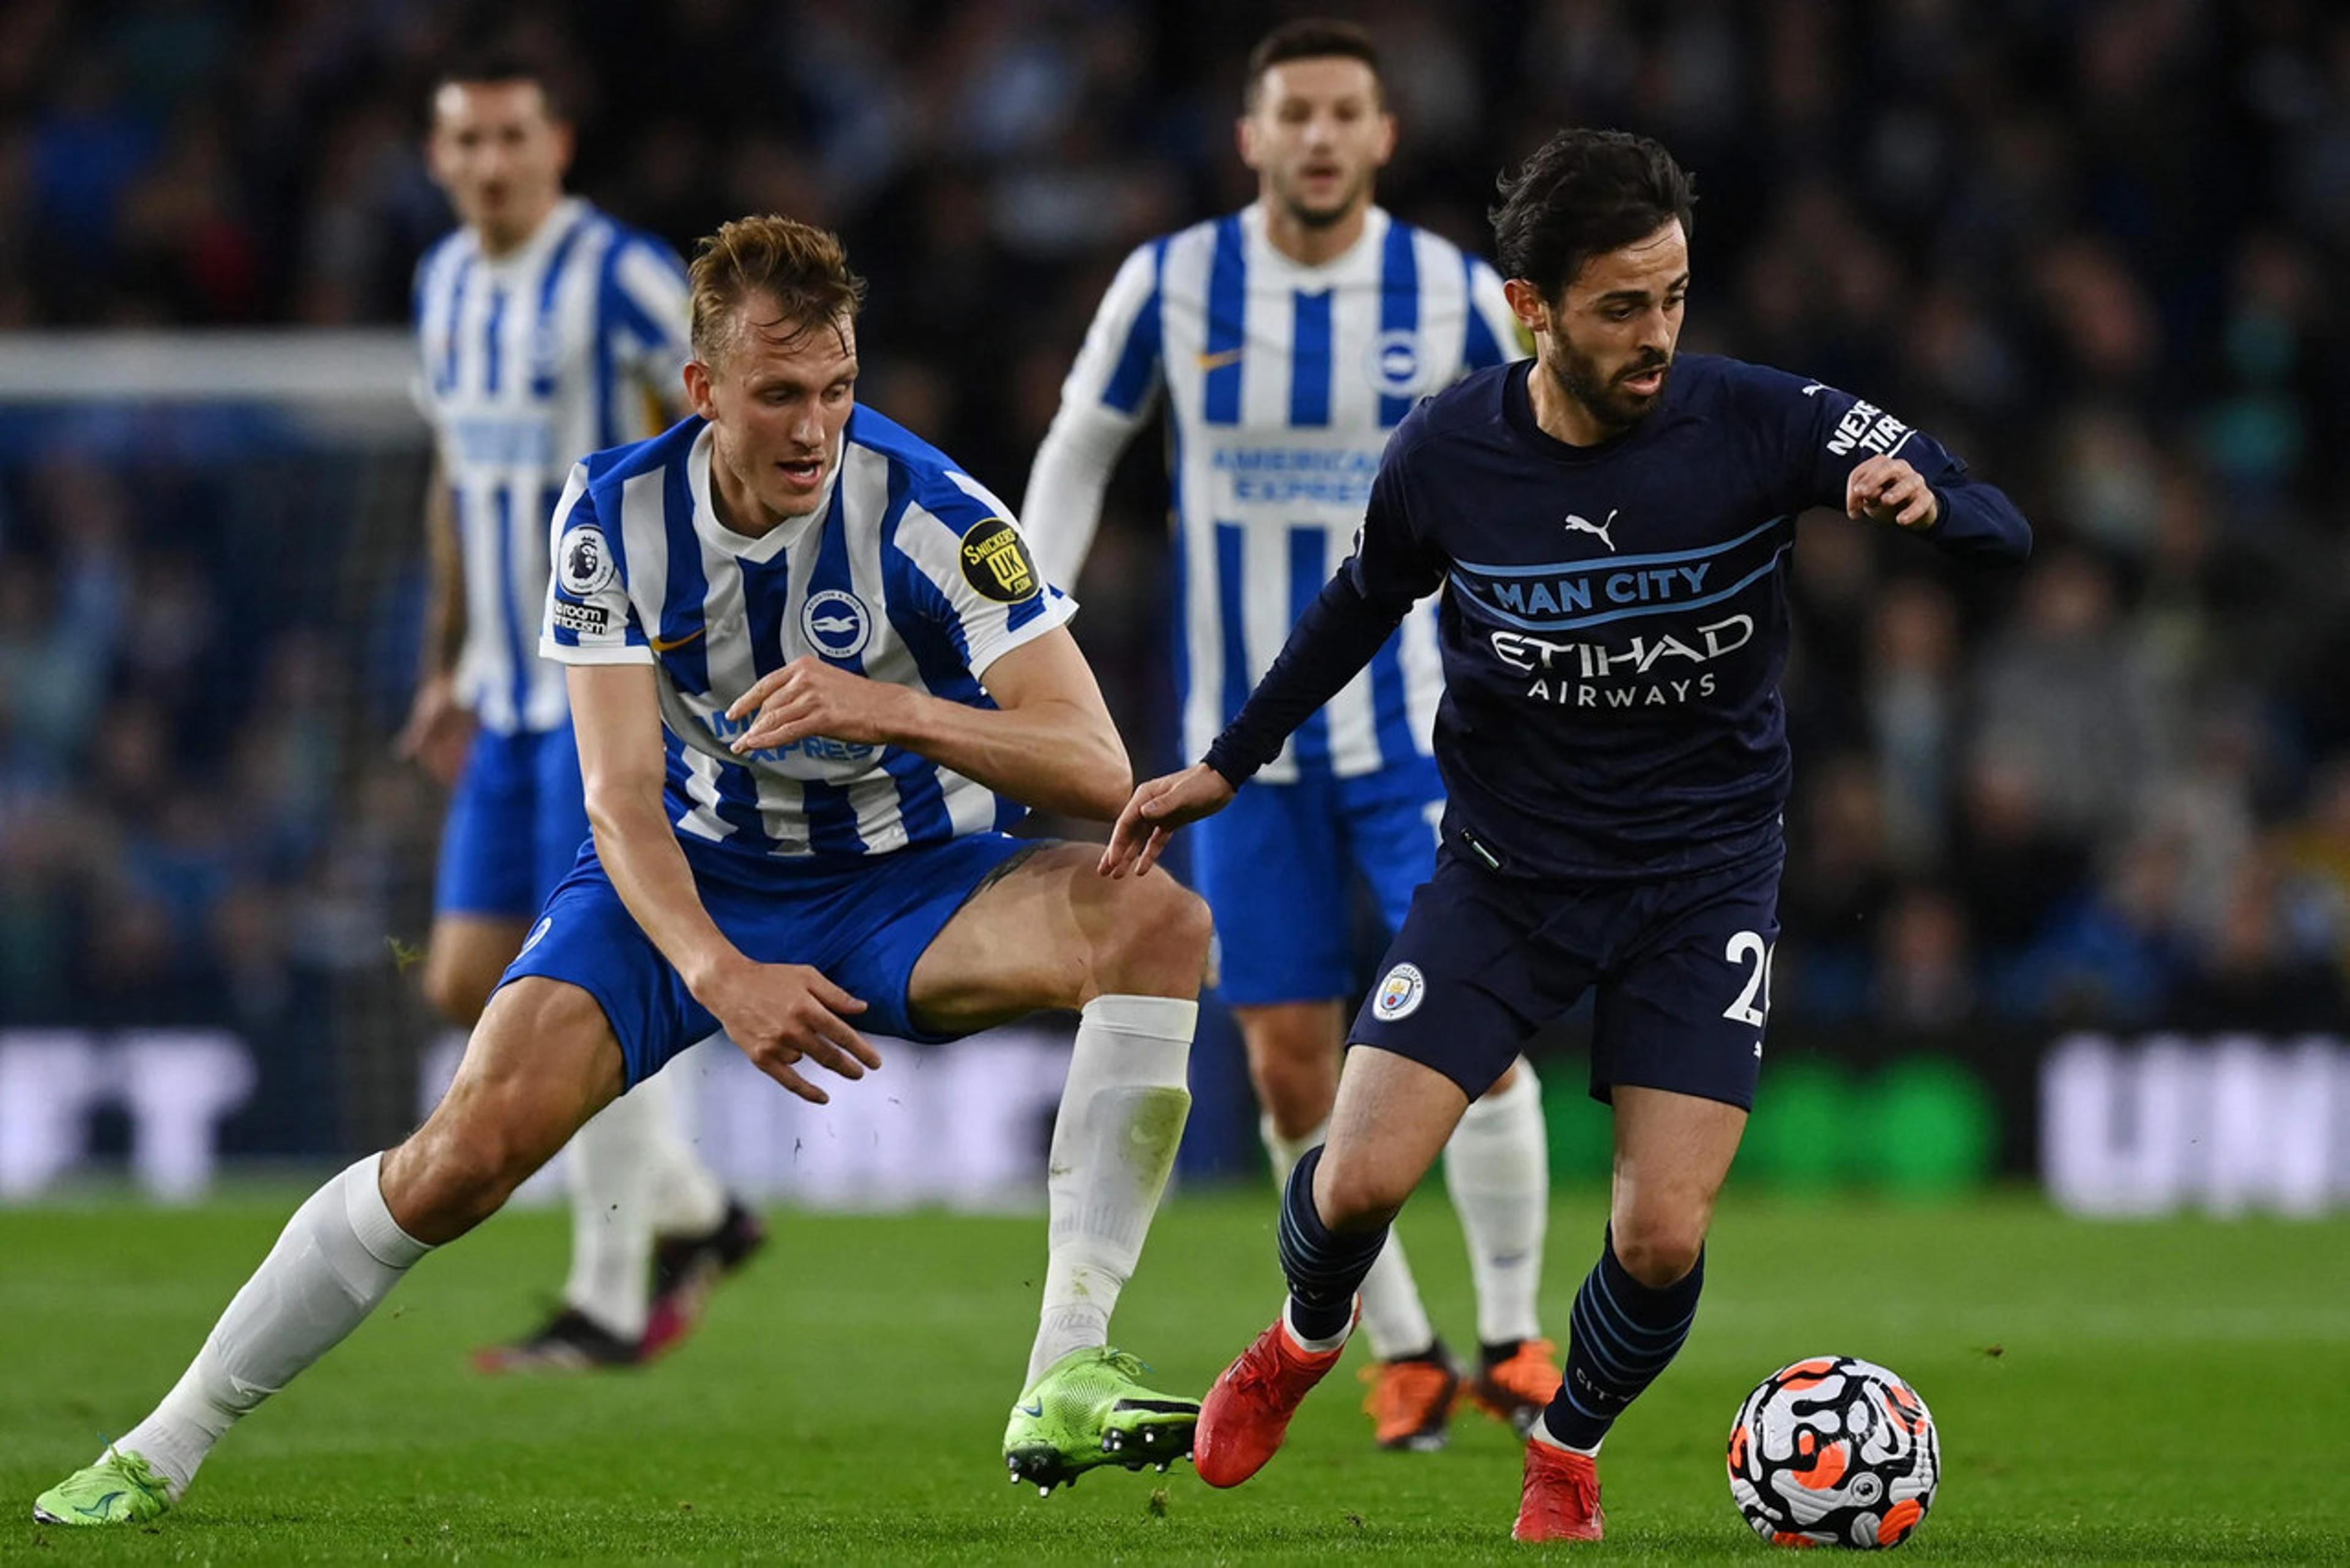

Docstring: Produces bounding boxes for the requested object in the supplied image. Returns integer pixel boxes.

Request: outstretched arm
[1099,570,1412,878]
[1846,453,2032,560]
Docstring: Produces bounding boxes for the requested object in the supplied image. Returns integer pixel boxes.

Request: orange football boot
[1464,1337,1565,1436]
[1360,1353,1461,1450]
[1513,1439,1605,1542]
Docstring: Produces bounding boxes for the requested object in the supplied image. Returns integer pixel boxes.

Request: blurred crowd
[3,0,2349,1052]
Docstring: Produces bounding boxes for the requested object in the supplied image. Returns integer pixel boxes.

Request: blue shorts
[1189,758,1444,1005]
[435,722,592,920]
[1349,844,1785,1110]
[498,833,1035,1088]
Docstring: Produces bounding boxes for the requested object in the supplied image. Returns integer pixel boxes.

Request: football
[1727,1356,1939,1550]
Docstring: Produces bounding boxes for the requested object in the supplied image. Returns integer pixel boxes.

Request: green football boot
[1003,1346,1200,1495]
[32,1447,174,1526]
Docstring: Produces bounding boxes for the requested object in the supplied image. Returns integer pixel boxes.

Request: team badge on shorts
[558,525,616,597]
[1373,962,1426,1020]
[959,518,1040,603]
[800,588,873,660]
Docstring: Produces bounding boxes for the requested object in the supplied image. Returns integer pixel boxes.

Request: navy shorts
[435,720,592,920]
[1189,756,1444,1005]
[498,832,1035,1088]
[1349,844,1785,1110]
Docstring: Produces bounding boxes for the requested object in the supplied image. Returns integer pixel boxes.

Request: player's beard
[1549,331,1671,434]
[1274,163,1368,230]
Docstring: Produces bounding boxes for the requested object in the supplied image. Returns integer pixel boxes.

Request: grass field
[6,1184,2348,1565]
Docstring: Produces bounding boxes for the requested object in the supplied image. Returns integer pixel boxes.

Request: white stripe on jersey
[540,412,1076,864]
[412,196,689,734]
[1028,203,1525,783]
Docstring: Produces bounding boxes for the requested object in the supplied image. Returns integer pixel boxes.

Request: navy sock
[1545,1225,1704,1448]
[1275,1146,1389,1343]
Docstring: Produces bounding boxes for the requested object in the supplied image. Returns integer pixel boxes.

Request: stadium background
[1,0,2347,1218]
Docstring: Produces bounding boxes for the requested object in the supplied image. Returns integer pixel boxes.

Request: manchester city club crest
[800,588,873,661]
[1372,962,1426,1021]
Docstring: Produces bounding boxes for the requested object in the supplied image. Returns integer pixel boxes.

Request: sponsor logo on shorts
[1372,962,1425,1021]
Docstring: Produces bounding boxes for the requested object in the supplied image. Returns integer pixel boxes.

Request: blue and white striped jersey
[539,409,1076,865]
[413,196,690,735]
[1023,203,1524,783]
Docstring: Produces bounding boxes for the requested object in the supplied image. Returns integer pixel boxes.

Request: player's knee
[1246,1046,1336,1136]
[382,1115,531,1243]
[1092,873,1212,998]
[1611,1210,1708,1290]
[1312,1150,1412,1233]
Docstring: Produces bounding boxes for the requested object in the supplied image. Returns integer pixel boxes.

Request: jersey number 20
[1721,930,1775,1028]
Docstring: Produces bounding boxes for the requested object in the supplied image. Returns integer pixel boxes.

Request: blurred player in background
[1103,129,2032,1539]
[397,56,759,1372]
[1023,18,1558,1453]
[34,214,1210,1528]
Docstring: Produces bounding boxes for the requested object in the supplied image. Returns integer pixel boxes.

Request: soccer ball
[1727,1356,1939,1550]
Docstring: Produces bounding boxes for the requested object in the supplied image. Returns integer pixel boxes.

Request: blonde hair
[688,215,867,364]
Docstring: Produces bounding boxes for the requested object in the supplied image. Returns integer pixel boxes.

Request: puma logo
[1564,509,1619,551]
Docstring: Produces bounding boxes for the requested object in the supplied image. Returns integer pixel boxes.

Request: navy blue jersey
[1204,353,2031,882]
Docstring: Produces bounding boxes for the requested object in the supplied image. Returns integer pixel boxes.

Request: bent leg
[910,845,1210,1390]
[1242,1004,1442,1367]
[1540,1086,1747,1453]
[101,980,621,1501]
[1273,1044,1469,1345]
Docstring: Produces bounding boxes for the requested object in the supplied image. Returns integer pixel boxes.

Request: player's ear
[548,118,575,178]
[1373,109,1397,168]
[1236,112,1261,172]
[1502,278,1551,340]
[682,358,717,420]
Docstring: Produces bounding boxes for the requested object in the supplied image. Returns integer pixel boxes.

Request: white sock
[115,1154,430,1497]
[561,1083,684,1342]
[1444,1058,1550,1348]
[637,1054,729,1238]
[1532,1410,1602,1457]
[1263,1115,1435,1362]
[1026,995,1195,1384]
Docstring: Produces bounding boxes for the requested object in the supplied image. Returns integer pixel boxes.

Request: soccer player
[397,57,760,1370]
[1101,130,2032,1540]
[1022,18,1559,1451]
[35,215,1209,1526]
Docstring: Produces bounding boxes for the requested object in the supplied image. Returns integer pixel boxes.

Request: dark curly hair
[1490,130,1696,299]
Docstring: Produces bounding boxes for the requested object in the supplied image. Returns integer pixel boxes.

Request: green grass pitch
[5,1184,2347,1564]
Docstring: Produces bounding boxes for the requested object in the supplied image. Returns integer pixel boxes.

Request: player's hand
[723,657,910,754]
[1099,764,1236,879]
[396,672,474,787]
[694,955,880,1105]
[1846,457,1941,531]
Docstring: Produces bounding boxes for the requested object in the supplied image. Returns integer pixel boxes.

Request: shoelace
[97,1444,167,1501]
[1223,1331,1291,1399]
